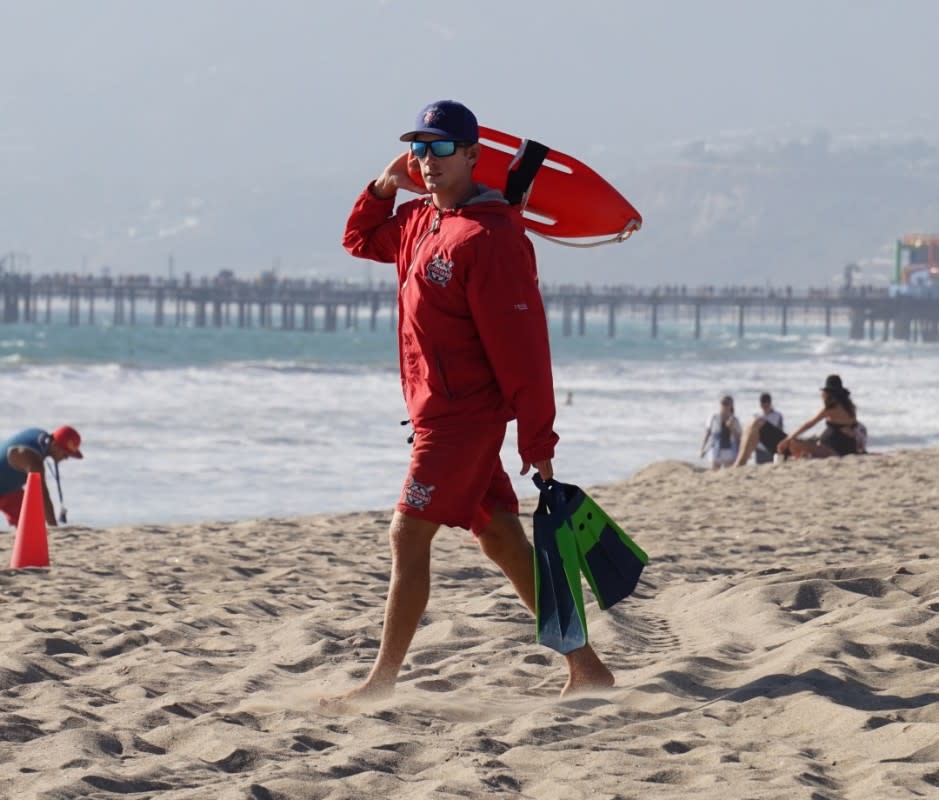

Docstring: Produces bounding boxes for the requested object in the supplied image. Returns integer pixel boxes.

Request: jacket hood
[421,185,506,211]
[463,184,508,206]
[421,184,514,219]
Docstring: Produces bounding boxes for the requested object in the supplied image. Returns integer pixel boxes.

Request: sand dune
[3,449,939,798]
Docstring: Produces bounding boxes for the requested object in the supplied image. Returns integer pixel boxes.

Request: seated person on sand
[775,374,863,460]
[734,392,786,467]
[752,392,783,464]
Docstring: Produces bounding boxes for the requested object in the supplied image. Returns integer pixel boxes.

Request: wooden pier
[2,271,939,341]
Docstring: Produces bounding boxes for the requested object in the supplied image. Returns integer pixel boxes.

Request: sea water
[2,305,936,528]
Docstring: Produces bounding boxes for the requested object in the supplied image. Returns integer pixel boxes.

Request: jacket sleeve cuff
[519,431,559,464]
[366,181,397,205]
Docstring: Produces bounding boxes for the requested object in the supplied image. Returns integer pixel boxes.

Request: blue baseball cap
[399,100,479,143]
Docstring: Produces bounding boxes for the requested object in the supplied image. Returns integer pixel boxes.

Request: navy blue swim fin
[532,479,587,654]
[566,486,648,609]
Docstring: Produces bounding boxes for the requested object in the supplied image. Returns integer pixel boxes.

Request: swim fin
[532,479,588,654]
[534,476,648,612]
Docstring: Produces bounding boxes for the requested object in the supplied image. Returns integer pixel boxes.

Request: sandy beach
[2,448,939,799]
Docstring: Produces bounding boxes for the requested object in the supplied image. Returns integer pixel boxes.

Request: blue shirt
[0,428,50,494]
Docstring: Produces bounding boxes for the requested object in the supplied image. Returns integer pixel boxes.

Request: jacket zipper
[402,209,442,289]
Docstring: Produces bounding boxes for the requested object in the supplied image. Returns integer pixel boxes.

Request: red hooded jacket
[343,184,558,464]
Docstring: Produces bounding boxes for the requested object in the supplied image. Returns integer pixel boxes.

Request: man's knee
[476,510,528,561]
[389,511,438,567]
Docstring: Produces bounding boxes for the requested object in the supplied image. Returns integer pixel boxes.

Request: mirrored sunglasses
[409,140,466,159]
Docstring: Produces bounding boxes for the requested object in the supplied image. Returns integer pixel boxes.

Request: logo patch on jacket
[402,477,435,511]
[425,254,454,286]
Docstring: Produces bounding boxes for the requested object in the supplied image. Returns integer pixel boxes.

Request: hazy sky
[4,1,937,175]
[1,0,937,278]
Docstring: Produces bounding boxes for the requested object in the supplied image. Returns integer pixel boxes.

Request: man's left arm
[467,230,559,472]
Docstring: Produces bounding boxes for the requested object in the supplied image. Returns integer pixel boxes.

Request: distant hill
[598,131,939,288]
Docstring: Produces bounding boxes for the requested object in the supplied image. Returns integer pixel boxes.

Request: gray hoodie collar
[461,184,508,206]
[422,184,508,211]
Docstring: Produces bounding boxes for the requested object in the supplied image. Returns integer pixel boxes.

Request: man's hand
[520,459,553,481]
[371,152,428,199]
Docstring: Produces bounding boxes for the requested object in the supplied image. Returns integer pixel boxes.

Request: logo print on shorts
[403,477,435,511]
[426,254,454,287]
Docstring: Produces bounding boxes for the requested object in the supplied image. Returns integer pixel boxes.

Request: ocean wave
[2,319,939,527]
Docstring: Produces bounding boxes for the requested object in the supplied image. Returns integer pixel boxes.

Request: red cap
[52,425,83,459]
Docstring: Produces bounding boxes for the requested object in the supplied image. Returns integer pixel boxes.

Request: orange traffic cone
[10,472,50,569]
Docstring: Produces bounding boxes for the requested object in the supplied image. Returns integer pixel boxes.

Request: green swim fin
[535,476,648,611]
[532,480,588,654]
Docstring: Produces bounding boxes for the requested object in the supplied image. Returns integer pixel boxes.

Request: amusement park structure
[890,234,939,297]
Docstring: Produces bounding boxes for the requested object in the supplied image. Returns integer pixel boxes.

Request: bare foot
[561,646,615,697]
[561,666,615,697]
[318,679,394,712]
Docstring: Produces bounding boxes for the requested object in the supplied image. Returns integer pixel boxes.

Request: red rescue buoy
[408,125,642,242]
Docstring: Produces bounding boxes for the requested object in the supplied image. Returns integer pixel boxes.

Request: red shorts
[397,422,519,534]
[0,490,25,527]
